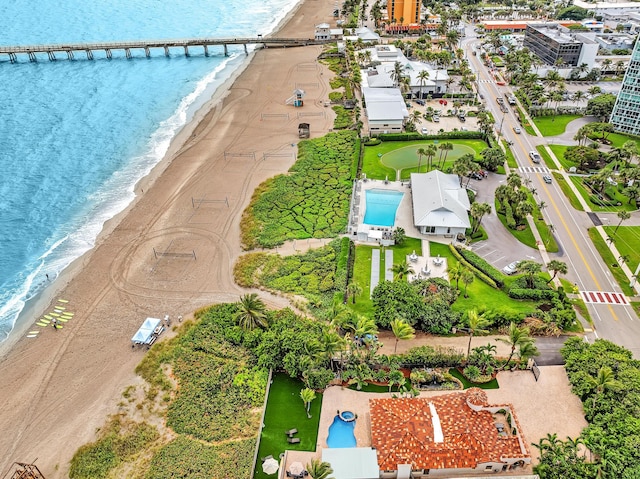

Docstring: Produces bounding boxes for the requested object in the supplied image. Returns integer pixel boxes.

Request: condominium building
[523,23,598,68]
[610,41,640,135]
[387,0,420,25]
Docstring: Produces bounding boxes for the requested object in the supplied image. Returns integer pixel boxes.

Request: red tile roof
[370,389,529,471]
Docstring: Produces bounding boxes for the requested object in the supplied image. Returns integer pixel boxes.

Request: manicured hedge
[378,131,485,142]
[394,345,465,368]
[455,246,505,287]
[448,244,499,289]
[589,194,621,207]
[508,288,558,300]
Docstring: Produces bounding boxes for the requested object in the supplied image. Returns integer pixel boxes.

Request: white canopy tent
[131,317,162,346]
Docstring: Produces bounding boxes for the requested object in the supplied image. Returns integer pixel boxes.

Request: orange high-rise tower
[387,0,421,25]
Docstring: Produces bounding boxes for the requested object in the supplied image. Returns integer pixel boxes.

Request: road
[461,26,640,358]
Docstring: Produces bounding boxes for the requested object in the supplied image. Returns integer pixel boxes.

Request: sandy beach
[0,0,337,475]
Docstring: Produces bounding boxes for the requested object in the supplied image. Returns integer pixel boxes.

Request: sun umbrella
[290,462,305,476]
[262,457,279,475]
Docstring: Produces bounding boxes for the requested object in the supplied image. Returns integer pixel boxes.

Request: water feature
[327,413,356,448]
[363,189,404,227]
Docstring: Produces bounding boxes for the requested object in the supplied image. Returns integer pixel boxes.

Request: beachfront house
[410,171,470,237]
[370,389,531,477]
[362,87,408,136]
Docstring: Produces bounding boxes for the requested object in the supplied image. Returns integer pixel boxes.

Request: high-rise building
[610,40,640,135]
[523,24,598,67]
[387,0,420,25]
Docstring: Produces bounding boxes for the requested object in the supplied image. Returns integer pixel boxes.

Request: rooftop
[370,390,529,471]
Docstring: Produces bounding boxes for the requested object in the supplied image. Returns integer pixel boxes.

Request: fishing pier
[0,37,327,63]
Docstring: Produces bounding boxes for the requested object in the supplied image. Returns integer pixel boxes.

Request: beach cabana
[131,317,162,346]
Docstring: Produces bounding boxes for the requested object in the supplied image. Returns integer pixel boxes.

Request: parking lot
[410,99,479,135]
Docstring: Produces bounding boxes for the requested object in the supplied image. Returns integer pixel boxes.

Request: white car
[513,126,521,134]
[502,261,520,275]
[433,115,440,122]
[421,127,428,134]
[529,150,542,164]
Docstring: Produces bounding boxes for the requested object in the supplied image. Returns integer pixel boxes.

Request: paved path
[370,249,380,295]
[385,249,394,282]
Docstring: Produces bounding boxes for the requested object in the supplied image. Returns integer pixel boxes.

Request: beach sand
[0,0,337,475]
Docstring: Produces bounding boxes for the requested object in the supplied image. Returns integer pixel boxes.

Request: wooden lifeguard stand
[286,89,305,107]
[3,463,46,479]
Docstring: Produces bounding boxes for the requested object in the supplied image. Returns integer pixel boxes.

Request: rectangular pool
[363,189,404,227]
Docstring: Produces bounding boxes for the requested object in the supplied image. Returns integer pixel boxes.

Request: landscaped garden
[361,138,489,180]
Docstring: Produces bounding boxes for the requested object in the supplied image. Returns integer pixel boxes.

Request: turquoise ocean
[0,0,299,342]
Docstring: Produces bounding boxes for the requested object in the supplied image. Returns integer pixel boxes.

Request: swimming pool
[363,189,404,227]
[327,414,357,448]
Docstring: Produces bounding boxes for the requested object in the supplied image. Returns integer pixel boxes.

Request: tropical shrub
[395,345,465,368]
[448,244,499,289]
[240,131,358,249]
[455,247,505,287]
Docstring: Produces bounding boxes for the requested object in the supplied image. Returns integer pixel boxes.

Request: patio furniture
[288,437,301,444]
[285,428,298,436]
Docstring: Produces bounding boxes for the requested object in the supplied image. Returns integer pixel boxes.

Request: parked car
[433,115,440,122]
[415,99,425,106]
[468,172,484,180]
[529,150,541,164]
[513,126,521,134]
[543,174,552,184]
[421,127,428,134]
[502,261,520,275]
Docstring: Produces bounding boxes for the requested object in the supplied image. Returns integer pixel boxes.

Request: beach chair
[288,437,301,444]
[285,428,298,437]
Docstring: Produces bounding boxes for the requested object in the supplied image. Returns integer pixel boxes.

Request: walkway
[370,249,380,295]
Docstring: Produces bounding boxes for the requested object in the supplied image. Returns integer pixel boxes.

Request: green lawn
[546,144,572,170]
[362,139,488,180]
[532,204,559,253]
[381,144,476,179]
[502,139,517,169]
[569,176,637,212]
[603,226,640,275]
[587,228,636,296]
[428,243,538,315]
[254,374,322,479]
[553,172,584,211]
[349,237,423,317]
[604,132,640,149]
[532,115,581,137]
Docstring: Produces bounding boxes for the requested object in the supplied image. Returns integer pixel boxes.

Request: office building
[523,23,598,68]
[610,40,640,135]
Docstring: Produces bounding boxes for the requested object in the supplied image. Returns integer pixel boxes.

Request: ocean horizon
[0,0,301,342]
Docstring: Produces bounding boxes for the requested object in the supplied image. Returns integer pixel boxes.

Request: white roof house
[410,171,470,236]
[344,26,381,43]
[362,87,408,136]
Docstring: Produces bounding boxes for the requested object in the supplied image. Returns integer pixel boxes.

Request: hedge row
[455,246,505,287]
[378,131,485,142]
[448,244,499,289]
[508,288,558,300]
[589,194,621,207]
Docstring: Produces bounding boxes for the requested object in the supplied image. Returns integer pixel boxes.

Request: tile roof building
[370,389,531,475]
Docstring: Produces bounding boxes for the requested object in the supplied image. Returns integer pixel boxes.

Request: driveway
[467,171,541,272]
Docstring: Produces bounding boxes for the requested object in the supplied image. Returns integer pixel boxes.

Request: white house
[362,87,408,136]
[410,171,470,236]
[315,23,331,40]
[344,26,381,43]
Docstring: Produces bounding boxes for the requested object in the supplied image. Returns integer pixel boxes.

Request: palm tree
[300,388,317,418]
[546,260,568,284]
[614,210,631,234]
[586,366,618,411]
[390,260,415,280]
[390,318,415,353]
[417,70,430,99]
[448,263,463,289]
[470,202,492,235]
[426,144,438,171]
[346,282,363,304]
[497,322,536,370]
[517,260,542,289]
[234,293,268,330]
[439,142,454,169]
[306,459,334,479]
[416,147,428,173]
[390,61,406,87]
[461,269,475,298]
[464,309,491,360]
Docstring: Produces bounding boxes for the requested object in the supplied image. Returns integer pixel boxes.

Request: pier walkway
[0,37,328,63]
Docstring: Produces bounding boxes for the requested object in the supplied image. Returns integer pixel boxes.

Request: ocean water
[0,0,300,341]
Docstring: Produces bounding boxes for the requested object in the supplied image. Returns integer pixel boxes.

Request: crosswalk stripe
[580,291,628,305]
[518,166,550,174]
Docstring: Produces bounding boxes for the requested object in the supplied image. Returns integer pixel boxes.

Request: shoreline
[0,0,306,358]
[0,0,336,474]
